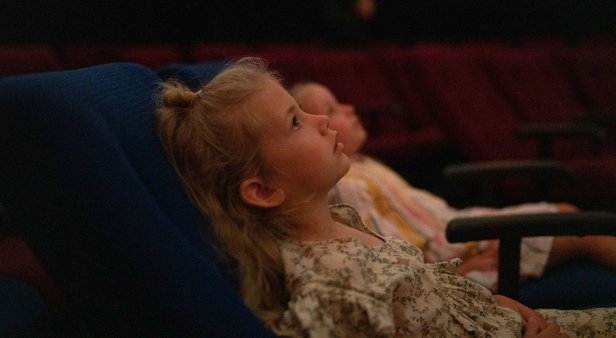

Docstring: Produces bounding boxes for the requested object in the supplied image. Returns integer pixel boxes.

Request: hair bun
[160,81,199,109]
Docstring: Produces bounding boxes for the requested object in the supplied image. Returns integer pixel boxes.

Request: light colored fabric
[330,155,556,291]
[271,204,616,338]
[537,308,616,337]
[272,204,522,337]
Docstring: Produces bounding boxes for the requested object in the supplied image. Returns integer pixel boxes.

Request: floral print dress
[270,204,616,338]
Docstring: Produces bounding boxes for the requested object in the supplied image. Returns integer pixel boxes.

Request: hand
[524,317,570,338]
[457,252,498,275]
[494,295,548,329]
[556,203,578,213]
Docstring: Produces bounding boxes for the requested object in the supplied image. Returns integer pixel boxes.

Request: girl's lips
[334,141,344,154]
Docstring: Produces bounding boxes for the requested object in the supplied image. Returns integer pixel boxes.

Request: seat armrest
[443,160,576,183]
[576,111,616,127]
[446,211,616,241]
[446,211,616,298]
[443,160,576,206]
[516,123,607,157]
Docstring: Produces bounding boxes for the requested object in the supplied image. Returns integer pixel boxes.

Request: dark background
[2,1,615,44]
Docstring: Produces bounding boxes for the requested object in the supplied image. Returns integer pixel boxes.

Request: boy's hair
[156,57,290,325]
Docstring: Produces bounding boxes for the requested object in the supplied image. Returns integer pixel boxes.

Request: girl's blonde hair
[156,57,290,326]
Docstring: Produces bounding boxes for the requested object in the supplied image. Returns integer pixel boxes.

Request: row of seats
[2,40,614,137]
[395,43,616,210]
[2,41,614,112]
[2,61,616,335]
[2,41,615,230]
[2,41,615,120]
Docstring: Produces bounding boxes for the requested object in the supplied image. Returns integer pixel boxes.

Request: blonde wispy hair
[156,57,294,326]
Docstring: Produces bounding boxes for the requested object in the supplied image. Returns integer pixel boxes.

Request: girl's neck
[291,195,342,241]
[290,196,385,247]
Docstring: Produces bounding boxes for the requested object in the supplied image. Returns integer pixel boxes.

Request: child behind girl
[157,57,614,337]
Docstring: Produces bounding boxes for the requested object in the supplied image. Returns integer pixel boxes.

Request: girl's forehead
[250,81,295,120]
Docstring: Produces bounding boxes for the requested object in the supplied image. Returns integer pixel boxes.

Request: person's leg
[547,236,616,270]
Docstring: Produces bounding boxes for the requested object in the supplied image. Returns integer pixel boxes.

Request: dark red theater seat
[257,43,320,87]
[0,45,62,77]
[403,43,616,210]
[62,42,121,69]
[191,42,260,62]
[473,44,592,159]
[563,42,616,114]
[402,44,535,161]
[302,46,449,163]
[117,43,183,70]
[63,43,182,70]
[0,236,65,314]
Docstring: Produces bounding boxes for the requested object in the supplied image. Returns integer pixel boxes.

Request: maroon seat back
[474,45,592,158]
[0,44,62,77]
[191,42,260,62]
[403,44,537,161]
[304,47,448,162]
[63,43,182,70]
[563,42,616,114]
[257,43,318,87]
[477,45,586,123]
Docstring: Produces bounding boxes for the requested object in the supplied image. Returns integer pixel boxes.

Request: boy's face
[250,80,350,201]
[292,84,367,157]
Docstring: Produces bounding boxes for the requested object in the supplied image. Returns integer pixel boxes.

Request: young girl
[156,58,614,337]
[289,81,616,292]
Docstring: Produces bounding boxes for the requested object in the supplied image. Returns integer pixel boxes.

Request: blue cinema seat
[0,63,274,336]
[0,277,51,337]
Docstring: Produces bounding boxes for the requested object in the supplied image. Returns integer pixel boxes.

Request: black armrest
[443,160,576,182]
[516,123,607,157]
[446,211,616,298]
[443,160,577,207]
[576,111,616,127]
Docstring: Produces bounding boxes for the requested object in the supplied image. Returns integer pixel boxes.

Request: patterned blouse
[271,204,522,337]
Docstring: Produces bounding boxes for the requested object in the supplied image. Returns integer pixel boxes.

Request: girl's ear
[239,177,285,208]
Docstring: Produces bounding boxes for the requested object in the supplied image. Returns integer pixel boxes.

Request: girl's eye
[291,115,301,130]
